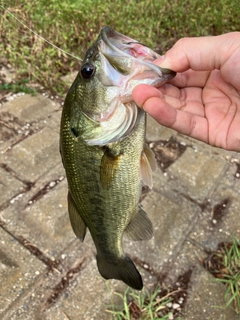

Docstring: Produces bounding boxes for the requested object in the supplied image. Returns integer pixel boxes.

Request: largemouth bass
[60,26,176,290]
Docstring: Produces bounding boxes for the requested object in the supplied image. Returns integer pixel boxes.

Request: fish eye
[81,63,95,79]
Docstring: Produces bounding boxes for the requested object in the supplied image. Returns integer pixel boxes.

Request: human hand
[132,32,240,151]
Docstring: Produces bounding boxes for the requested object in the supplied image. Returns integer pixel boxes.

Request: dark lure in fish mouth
[60,26,176,290]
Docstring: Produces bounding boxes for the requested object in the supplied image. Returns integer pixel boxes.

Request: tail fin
[96,254,143,290]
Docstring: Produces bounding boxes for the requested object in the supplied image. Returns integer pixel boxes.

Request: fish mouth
[100,26,158,62]
[82,27,176,146]
[99,26,176,80]
[100,26,154,59]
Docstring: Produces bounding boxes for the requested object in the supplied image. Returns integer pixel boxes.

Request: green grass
[106,285,183,319]
[202,236,240,314]
[0,0,240,94]
[107,236,240,319]
[0,78,36,94]
[214,237,240,314]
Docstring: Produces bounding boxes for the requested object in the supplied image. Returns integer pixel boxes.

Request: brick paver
[0,93,239,320]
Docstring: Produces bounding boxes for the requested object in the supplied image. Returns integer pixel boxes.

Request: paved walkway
[0,90,239,320]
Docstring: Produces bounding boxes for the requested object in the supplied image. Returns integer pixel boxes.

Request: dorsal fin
[67,192,87,241]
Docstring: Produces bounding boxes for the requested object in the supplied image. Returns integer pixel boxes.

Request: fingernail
[158,58,171,69]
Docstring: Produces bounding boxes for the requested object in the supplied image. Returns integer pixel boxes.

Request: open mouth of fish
[83,26,176,146]
[99,26,175,80]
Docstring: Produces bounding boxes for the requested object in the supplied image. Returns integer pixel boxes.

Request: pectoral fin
[67,192,87,241]
[140,144,156,189]
[125,208,153,241]
[100,148,121,189]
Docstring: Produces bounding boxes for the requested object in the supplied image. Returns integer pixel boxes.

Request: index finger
[165,69,210,88]
[157,33,239,72]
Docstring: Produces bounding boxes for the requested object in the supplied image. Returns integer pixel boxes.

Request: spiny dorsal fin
[67,192,87,241]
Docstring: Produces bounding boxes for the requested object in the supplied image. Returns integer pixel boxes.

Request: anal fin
[68,192,87,241]
[125,208,153,241]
